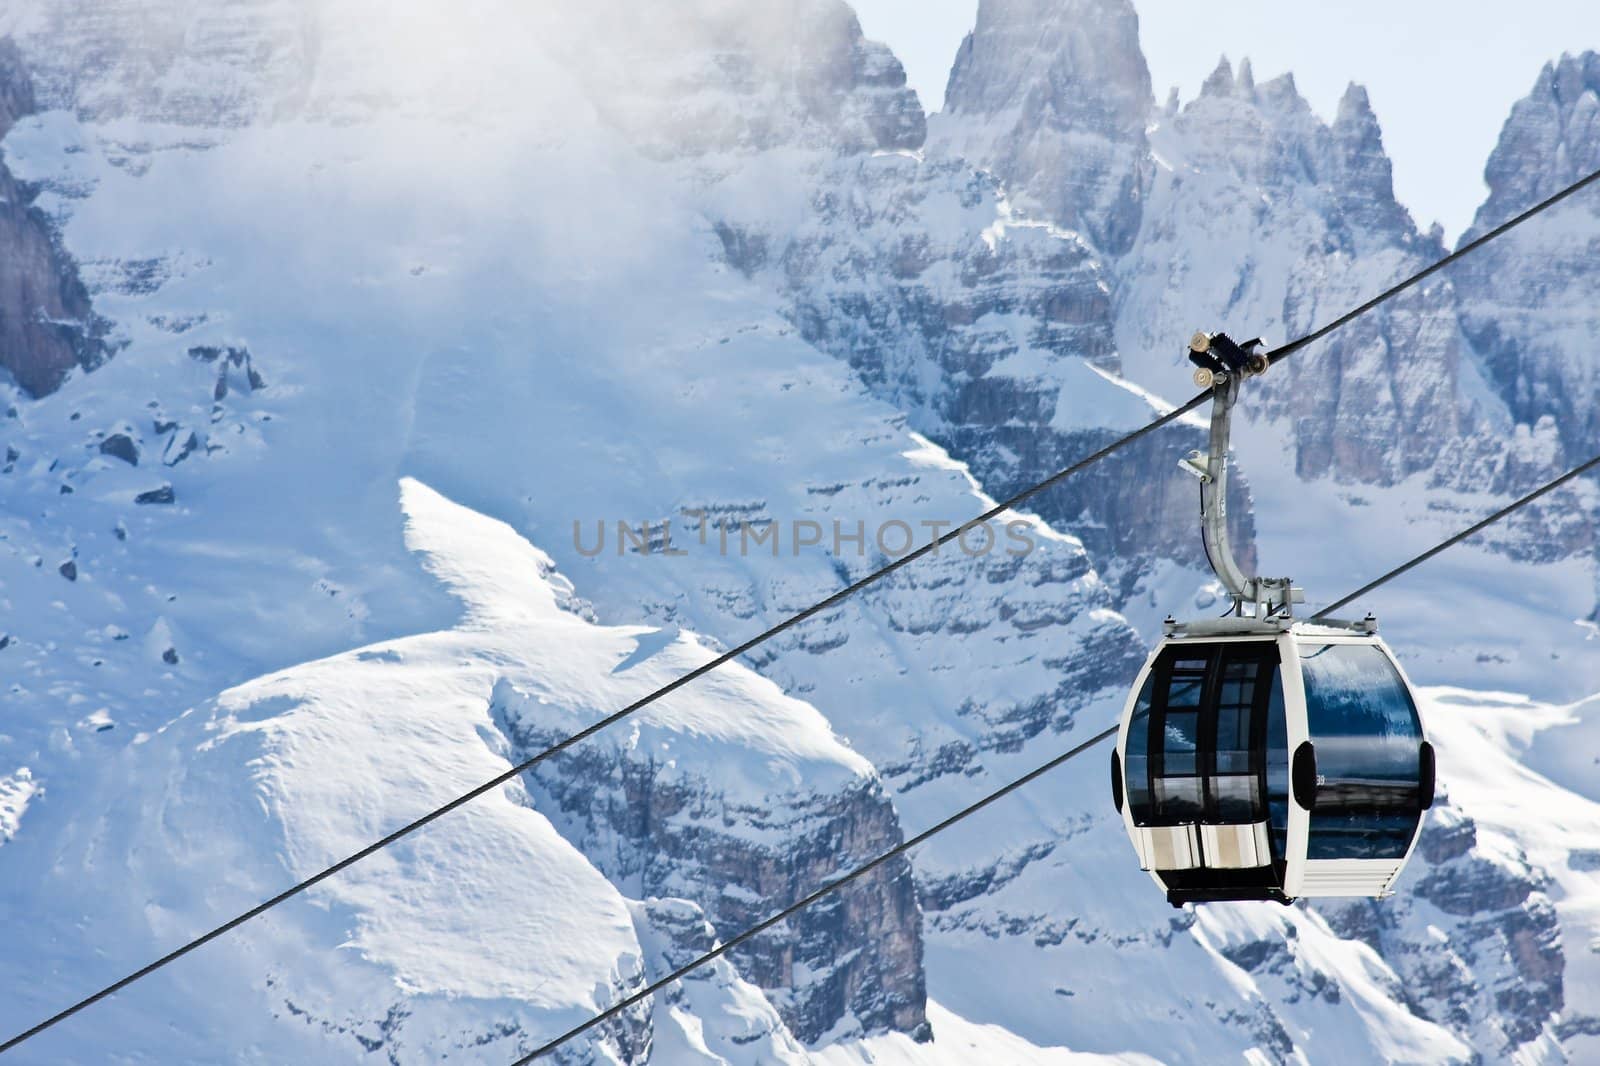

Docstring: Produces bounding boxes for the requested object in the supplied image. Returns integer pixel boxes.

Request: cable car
[1112,333,1435,906]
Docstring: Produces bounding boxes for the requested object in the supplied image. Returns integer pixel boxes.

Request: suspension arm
[1182,332,1303,618]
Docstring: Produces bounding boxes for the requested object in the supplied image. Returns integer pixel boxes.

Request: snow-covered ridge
[400,477,876,804]
[0,15,1139,1054]
[0,0,1597,1062]
[0,477,892,1062]
[1454,52,1600,469]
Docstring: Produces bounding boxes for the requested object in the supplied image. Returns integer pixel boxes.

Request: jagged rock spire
[1455,51,1600,465]
[933,0,1153,256]
[1471,50,1600,232]
[1200,55,1235,98]
[1328,81,1416,240]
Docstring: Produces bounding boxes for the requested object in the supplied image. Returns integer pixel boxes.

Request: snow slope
[0,5,1139,1057]
[0,0,1597,1063]
[0,476,842,1063]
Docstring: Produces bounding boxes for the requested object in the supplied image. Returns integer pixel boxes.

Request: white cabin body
[1112,620,1433,907]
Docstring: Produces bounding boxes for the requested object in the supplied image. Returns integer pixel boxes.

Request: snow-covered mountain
[0,0,1597,1063]
[937,0,1153,259]
[0,39,113,396]
[5,477,856,1062]
[1454,53,1600,471]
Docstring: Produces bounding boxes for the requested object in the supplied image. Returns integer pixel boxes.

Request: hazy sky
[850,0,1600,242]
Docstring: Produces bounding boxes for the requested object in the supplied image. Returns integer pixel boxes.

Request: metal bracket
[1188,331,1303,620]
[1178,450,1211,482]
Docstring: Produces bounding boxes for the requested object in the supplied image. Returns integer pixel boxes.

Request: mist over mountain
[0,1,1597,1063]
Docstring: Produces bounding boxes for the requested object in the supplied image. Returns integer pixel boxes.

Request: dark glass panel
[1154,776,1203,821]
[1300,642,1424,859]
[1308,811,1420,860]
[1134,640,1278,830]
[1162,711,1199,775]
[1167,678,1203,709]
[1208,651,1263,824]
[1265,665,1289,859]
[1213,776,1259,822]
[1215,706,1251,773]
[1125,669,1156,824]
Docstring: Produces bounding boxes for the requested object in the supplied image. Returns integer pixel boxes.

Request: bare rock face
[1318,802,1565,1055]
[627,898,811,1060]
[934,0,1153,257]
[715,149,1245,590]
[494,690,929,1045]
[522,0,1236,616]
[681,35,1241,598]
[1448,53,1600,608]
[135,483,175,505]
[1325,85,1419,241]
[0,39,115,397]
[1115,63,1478,489]
[98,431,138,464]
[1453,53,1600,469]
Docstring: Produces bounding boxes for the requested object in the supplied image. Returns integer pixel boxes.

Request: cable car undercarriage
[1113,332,1436,907]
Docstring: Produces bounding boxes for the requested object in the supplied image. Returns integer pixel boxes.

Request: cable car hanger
[526,439,1600,1064]
[1114,331,1432,907]
[1179,331,1311,628]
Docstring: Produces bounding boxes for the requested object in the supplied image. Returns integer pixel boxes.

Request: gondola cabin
[1112,619,1434,906]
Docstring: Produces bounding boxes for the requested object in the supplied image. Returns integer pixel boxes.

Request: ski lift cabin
[1113,619,1434,905]
[1112,333,1434,907]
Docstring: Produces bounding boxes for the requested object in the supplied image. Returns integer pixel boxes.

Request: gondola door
[1198,642,1278,870]
[1124,637,1285,891]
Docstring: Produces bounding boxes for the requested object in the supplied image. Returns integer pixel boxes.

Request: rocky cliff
[1454,53,1600,470]
[1116,61,1478,488]
[2,1,1600,1063]
[495,681,928,1043]
[642,0,1248,601]
[0,40,113,396]
[936,0,1153,258]
[710,146,1249,600]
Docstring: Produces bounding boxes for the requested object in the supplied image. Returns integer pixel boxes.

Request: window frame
[1297,640,1426,861]
[1128,638,1280,829]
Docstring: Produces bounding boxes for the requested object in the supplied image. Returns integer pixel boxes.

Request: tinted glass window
[1163,712,1199,774]
[1264,666,1289,860]
[1168,678,1203,708]
[1154,776,1203,818]
[1308,810,1421,860]
[1153,657,1208,822]
[1215,706,1249,772]
[1125,671,1154,821]
[1128,642,1275,829]
[1300,642,1423,859]
[1209,658,1262,821]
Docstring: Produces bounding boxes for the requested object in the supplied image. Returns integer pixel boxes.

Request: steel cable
[524,441,1600,1062]
[6,159,1598,1061]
